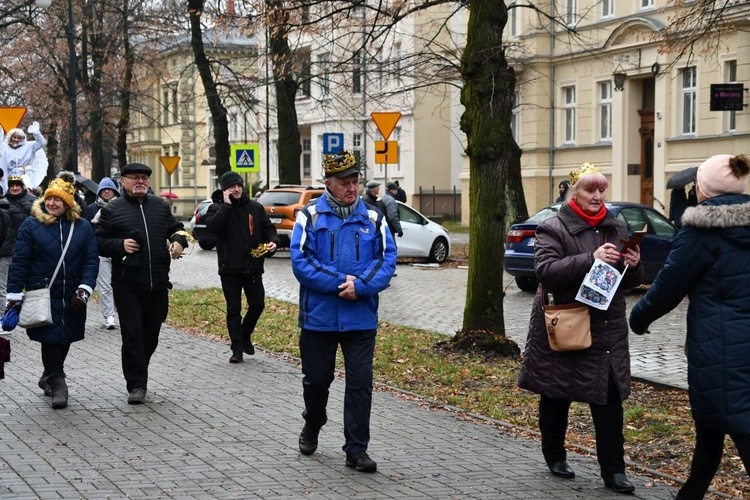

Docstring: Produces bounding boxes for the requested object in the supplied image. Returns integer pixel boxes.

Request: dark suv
[256,185,325,248]
[189,199,216,250]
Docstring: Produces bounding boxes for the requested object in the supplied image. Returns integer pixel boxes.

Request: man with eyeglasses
[95,163,189,405]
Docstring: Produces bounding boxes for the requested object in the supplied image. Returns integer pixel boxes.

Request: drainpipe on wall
[547,4,557,204]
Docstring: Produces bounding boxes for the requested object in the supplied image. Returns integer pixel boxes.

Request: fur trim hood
[30,198,82,225]
[681,194,750,247]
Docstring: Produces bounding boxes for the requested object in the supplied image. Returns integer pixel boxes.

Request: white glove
[27,122,40,135]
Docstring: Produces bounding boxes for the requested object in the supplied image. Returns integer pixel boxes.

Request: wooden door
[638,109,654,205]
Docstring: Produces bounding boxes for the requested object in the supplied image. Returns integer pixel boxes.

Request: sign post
[0,107,27,134]
[231,143,261,173]
[159,156,181,202]
[370,112,401,181]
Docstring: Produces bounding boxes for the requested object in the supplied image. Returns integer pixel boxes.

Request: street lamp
[613,63,627,92]
[35,0,78,174]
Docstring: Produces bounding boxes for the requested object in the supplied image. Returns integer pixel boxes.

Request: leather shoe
[547,460,575,479]
[603,473,635,494]
[229,353,243,363]
[127,387,146,405]
[298,423,320,456]
[345,451,377,473]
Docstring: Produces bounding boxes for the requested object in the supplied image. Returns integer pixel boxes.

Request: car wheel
[428,237,449,263]
[198,239,216,250]
[515,276,539,293]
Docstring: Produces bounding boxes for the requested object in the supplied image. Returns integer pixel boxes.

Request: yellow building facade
[461,0,750,224]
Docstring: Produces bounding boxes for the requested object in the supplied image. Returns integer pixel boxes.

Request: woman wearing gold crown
[5,178,99,409]
[518,163,643,494]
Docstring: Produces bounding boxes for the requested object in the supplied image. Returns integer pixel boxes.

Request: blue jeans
[299,328,376,454]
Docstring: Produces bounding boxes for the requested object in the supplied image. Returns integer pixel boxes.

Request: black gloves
[397,231,403,238]
[71,288,90,312]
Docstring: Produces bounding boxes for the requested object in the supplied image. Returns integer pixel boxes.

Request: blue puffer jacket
[290,195,397,332]
[7,200,99,344]
[630,194,750,436]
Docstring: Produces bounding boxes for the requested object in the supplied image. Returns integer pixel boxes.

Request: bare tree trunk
[188,0,230,176]
[459,0,523,335]
[117,0,134,170]
[267,0,301,185]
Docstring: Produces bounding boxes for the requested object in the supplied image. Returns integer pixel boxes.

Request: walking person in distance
[204,171,279,363]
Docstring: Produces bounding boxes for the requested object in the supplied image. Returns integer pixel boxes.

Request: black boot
[45,373,68,409]
[38,371,52,397]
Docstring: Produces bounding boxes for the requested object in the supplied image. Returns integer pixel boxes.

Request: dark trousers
[220,273,264,355]
[539,375,625,477]
[41,342,71,375]
[676,425,750,499]
[299,328,376,455]
[114,286,168,392]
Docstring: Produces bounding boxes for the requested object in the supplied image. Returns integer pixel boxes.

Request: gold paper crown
[569,162,601,185]
[322,150,357,176]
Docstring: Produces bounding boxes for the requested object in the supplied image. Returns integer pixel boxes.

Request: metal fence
[415,186,462,221]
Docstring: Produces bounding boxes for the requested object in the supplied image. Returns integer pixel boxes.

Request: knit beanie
[44,178,76,209]
[220,171,243,190]
[696,154,750,199]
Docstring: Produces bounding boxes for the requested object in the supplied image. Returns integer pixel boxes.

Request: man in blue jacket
[291,150,397,473]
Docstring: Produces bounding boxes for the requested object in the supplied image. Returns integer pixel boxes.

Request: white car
[395,201,451,263]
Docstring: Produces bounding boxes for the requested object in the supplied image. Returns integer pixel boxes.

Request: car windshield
[256,191,302,206]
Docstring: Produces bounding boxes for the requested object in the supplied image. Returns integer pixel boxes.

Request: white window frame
[681,67,697,135]
[511,90,521,143]
[728,60,737,132]
[563,85,576,144]
[565,0,577,26]
[318,53,330,98]
[601,0,613,18]
[599,81,612,142]
[302,138,311,178]
[509,1,519,38]
[641,0,654,9]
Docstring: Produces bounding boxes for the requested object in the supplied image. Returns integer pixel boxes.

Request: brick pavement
[0,247,687,498]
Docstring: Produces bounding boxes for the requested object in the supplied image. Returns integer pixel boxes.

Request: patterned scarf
[325,187,358,220]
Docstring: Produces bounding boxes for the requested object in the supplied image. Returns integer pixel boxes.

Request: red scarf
[568,199,606,226]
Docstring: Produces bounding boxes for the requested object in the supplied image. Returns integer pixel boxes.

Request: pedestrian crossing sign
[230,143,260,173]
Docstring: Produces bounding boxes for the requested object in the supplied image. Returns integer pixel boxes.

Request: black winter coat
[95,193,188,290]
[630,195,750,436]
[204,190,279,275]
[518,203,644,404]
[7,200,99,344]
[0,190,36,257]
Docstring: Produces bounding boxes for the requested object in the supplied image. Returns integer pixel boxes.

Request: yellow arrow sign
[160,156,180,174]
[371,111,401,141]
[0,107,27,133]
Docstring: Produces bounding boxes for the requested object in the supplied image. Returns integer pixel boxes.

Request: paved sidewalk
[0,247,690,499]
[0,317,679,499]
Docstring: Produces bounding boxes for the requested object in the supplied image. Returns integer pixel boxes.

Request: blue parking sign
[323,133,344,154]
